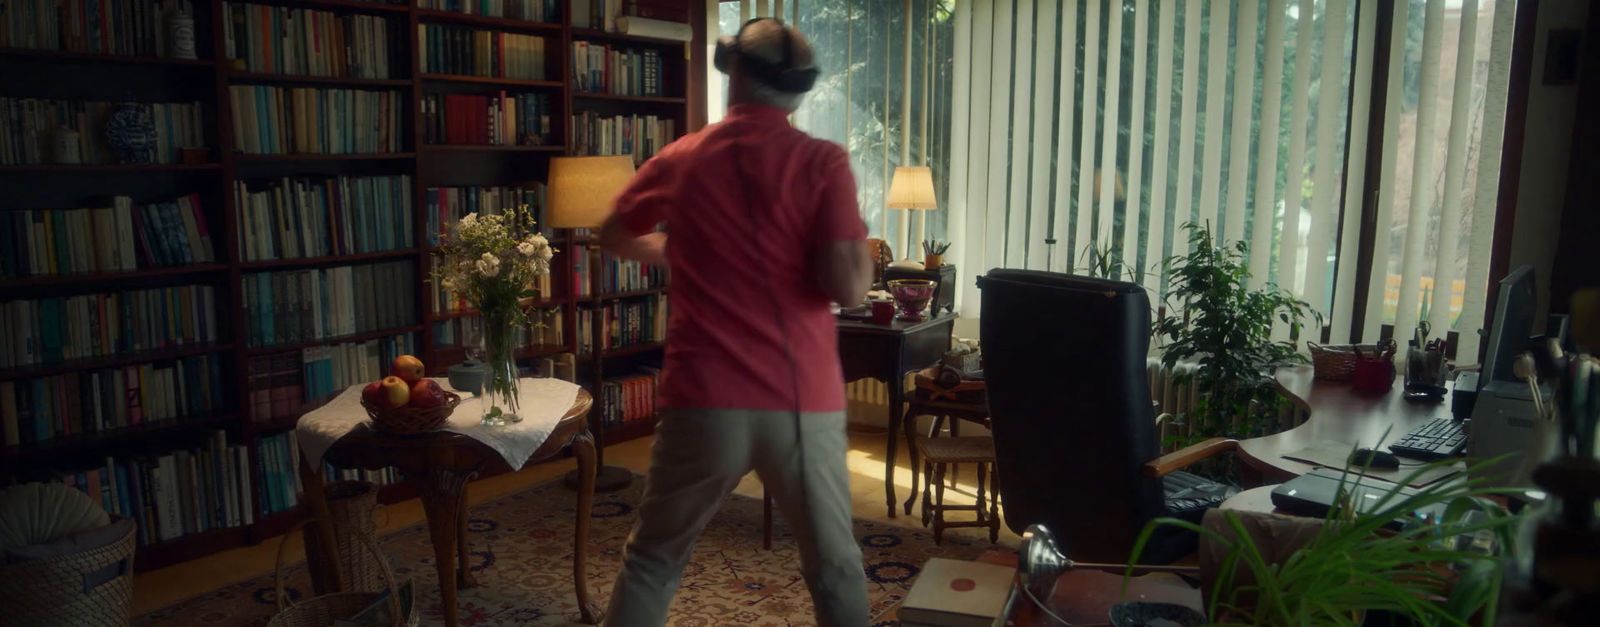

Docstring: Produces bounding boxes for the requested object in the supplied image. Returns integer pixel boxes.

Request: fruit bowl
[360,391,461,434]
[887,279,937,321]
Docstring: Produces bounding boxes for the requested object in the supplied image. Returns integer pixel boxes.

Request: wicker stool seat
[914,435,1000,544]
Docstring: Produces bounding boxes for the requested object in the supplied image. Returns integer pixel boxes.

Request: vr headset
[713,17,819,94]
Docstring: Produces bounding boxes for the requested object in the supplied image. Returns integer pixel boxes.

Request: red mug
[870,299,895,325]
[1352,357,1395,394]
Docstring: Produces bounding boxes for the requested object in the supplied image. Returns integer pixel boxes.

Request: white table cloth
[295,376,582,473]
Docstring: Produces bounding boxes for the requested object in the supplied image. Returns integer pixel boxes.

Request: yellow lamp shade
[886,166,937,210]
[546,155,637,228]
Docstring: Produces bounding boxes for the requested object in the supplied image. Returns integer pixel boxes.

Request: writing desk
[1239,366,1458,484]
[837,311,957,517]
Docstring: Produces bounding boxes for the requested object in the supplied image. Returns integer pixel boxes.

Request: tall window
[707,0,957,252]
[945,0,1516,359]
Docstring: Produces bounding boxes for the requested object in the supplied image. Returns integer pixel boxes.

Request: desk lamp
[548,155,638,493]
[1009,524,1200,621]
[886,166,937,270]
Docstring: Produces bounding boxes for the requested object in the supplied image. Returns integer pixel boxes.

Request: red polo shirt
[610,104,866,412]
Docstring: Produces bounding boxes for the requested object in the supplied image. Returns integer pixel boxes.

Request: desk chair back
[978,270,1166,562]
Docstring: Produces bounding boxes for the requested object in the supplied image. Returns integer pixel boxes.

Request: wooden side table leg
[902,404,921,515]
[571,431,602,625]
[413,469,472,627]
[762,487,774,550]
[456,485,477,589]
[885,377,903,518]
[297,455,343,595]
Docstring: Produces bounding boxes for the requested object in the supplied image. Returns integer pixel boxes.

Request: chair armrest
[1143,438,1238,478]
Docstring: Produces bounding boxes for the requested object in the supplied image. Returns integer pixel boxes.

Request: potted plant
[1128,453,1526,626]
[1154,223,1320,443]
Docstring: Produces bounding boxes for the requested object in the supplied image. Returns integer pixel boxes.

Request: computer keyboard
[1388,418,1468,461]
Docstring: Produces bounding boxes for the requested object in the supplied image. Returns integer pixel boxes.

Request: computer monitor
[1482,264,1537,385]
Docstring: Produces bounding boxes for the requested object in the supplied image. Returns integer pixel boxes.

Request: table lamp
[547,155,638,493]
[886,166,937,270]
[547,155,637,229]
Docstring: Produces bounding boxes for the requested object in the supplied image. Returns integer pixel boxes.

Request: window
[943,0,1517,359]
[706,0,957,253]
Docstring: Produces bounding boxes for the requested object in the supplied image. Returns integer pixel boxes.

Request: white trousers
[602,409,870,626]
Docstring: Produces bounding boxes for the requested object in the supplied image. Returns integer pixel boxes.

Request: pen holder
[1404,346,1450,398]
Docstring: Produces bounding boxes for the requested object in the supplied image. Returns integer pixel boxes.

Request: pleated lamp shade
[886,166,937,210]
[547,156,637,229]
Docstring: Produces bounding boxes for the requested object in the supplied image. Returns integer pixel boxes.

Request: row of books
[227,85,404,155]
[1,98,207,165]
[234,175,414,262]
[0,194,215,279]
[572,42,664,97]
[245,333,416,423]
[597,369,660,429]
[430,307,562,347]
[577,248,666,296]
[321,464,399,486]
[257,432,303,518]
[0,0,188,58]
[1,285,220,368]
[223,3,398,79]
[0,354,223,447]
[242,260,416,347]
[425,184,550,248]
[57,431,256,546]
[417,0,561,22]
[577,294,667,354]
[421,92,554,146]
[570,0,625,32]
[418,25,549,80]
[569,111,676,165]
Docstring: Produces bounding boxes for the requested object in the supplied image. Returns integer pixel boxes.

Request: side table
[298,390,599,627]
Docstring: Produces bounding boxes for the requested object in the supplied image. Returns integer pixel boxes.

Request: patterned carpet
[136,476,986,626]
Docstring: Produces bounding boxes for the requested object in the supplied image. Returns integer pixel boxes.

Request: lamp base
[563,463,634,493]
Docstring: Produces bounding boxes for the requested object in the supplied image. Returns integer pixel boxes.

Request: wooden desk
[977,549,1203,626]
[298,391,599,627]
[1239,366,1457,483]
[838,312,957,517]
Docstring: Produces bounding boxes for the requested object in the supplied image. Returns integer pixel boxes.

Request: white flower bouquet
[429,205,555,425]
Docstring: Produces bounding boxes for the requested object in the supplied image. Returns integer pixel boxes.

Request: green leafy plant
[1155,223,1321,440]
[1077,241,1135,281]
[1128,450,1526,626]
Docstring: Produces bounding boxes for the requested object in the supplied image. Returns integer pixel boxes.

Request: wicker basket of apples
[360,355,460,434]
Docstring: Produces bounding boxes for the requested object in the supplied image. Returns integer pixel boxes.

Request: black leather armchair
[978,270,1238,564]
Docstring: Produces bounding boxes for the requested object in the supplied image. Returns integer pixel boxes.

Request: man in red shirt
[597,18,872,627]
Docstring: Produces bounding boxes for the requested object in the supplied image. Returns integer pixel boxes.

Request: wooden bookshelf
[0,0,702,572]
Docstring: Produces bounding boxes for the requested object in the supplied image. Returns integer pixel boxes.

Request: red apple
[378,376,411,408]
[391,355,426,384]
[361,381,386,407]
[409,379,446,409]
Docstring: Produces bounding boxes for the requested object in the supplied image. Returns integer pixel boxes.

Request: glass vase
[479,308,522,426]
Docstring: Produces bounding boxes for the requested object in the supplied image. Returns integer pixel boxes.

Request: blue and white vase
[105,101,157,164]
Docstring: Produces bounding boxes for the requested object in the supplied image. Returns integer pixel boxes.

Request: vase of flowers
[431,206,554,426]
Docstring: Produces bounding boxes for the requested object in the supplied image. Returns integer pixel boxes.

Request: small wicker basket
[360,391,460,434]
[0,515,134,627]
[1308,340,1398,381]
[268,522,416,627]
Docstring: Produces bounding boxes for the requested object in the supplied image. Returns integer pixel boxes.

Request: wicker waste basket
[0,515,135,627]
[269,522,416,627]
[306,480,386,593]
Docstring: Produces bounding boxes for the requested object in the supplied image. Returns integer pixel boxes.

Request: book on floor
[898,558,1016,627]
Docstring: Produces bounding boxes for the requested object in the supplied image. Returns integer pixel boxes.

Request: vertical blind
[946,0,1517,361]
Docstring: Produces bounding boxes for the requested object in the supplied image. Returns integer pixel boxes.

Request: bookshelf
[0,0,700,571]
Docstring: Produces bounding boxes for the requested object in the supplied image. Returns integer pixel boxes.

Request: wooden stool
[915,435,1000,544]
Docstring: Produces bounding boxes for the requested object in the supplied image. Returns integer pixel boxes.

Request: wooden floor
[131,425,1016,615]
